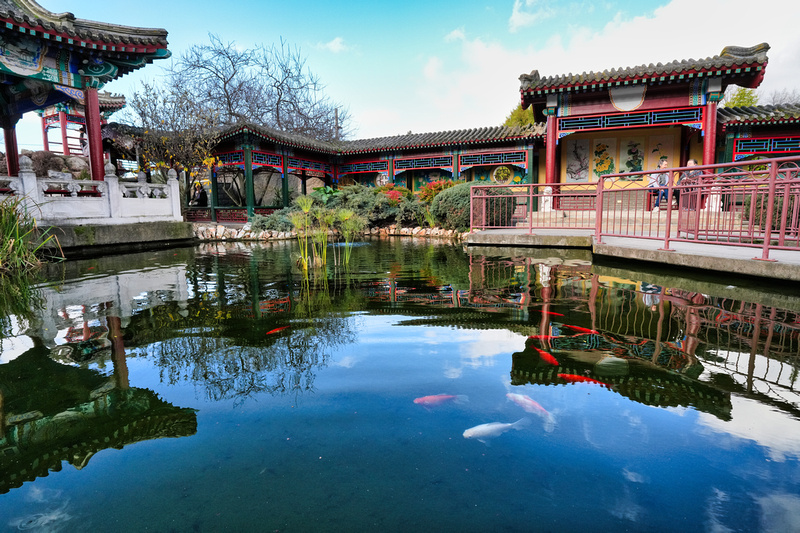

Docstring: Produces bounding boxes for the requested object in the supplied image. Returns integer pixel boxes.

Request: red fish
[540,310,564,316]
[413,394,468,407]
[558,373,610,388]
[533,347,559,366]
[266,326,290,335]
[564,325,599,334]
[528,335,559,340]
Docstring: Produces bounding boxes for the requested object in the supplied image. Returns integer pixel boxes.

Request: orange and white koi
[533,347,559,366]
[413,394,468,407]
[558,373,610,388]
[506,393,556,432]
[266,326,290,335]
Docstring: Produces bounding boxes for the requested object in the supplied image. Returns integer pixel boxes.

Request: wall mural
[621,137,645,179]
[593,138,617,179]
[565,138,590,182]
[648,135,675,170]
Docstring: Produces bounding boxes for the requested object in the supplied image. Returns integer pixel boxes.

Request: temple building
[0,0,170,179]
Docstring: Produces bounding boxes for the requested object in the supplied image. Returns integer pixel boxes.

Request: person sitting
[678,159,702,210]
[648,159,671,211]
[189,183,208,207]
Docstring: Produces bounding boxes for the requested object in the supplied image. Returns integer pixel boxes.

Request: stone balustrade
[0,156,182,225]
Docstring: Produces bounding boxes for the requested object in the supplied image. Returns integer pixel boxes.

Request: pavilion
[0,0,169,180]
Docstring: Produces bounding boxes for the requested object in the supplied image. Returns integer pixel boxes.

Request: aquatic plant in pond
[0,195,60,274]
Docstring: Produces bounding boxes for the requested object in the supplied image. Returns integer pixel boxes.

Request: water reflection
[0,239,798,529]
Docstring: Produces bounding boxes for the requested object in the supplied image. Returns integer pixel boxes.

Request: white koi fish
[463,418,530,443]
[506,393,556,432]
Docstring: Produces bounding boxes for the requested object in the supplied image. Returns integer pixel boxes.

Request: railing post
[528,184,534,234]
[168,168,181,221]
[660,175,675,251]
[17,156,42,221]
[594,178,604,244]
[756,163,779,261]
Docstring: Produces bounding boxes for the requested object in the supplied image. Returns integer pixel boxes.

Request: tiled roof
[217,122,544,155]
[717,104,800,125]
[0,0,168,49]
[338,124,544,154]
[520,43,770,95]
[98,92,126,109]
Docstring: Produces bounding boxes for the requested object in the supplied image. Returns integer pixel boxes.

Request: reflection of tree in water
[127,276,359,404]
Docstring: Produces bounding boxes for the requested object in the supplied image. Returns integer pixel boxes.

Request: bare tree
[760,88,800,106]
[169,34,352,140]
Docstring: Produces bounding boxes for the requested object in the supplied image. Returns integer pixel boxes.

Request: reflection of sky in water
[696,396,800,462]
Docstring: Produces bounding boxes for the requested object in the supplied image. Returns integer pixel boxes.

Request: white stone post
[168,168,181,221]
[541,186,553,212]
[17,156,43,221]
[104,162,121,219]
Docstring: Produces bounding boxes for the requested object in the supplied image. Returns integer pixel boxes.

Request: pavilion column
[2,115,21,177]
[281,150,290,208]
[59,110,70,156]
[40,115,50,152]
[702,79,723,166]
[83,84,105,180]
[544,110,558,184]
[243,138,255,218]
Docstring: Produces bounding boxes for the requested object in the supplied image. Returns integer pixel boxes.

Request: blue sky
[11,0,800,150]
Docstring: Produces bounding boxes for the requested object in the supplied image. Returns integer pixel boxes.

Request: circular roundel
[492,165,513,185]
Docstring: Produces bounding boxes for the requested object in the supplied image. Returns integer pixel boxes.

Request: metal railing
[470,156,800,260]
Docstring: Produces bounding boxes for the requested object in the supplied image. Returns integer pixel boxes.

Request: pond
[1,238,799,532]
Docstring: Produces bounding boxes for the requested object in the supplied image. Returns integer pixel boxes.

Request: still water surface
[1,239,800,532]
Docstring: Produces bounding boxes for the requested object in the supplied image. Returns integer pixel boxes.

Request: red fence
[470,156,800,260]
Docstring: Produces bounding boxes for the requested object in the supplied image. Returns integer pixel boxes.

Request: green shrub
[430,182,515,231]
[250,208,295,232]
[0,196,60,274]
[395,196,427,227]
[327,184,397,227]
[418,179,460,203]
[743,190,799,231]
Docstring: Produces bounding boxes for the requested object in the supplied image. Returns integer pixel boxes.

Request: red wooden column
[703,85,723,166]
[83,84,105,180]
[59,110,70,156]
[544,110,558,184]
[40,115,50,152]
[2,115,20,177]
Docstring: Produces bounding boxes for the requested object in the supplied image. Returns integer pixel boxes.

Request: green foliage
[0,196,60,275]
[430,182,515,231]
[326,184,398,226]
[395,196,427,227]
[249,208,294,232]
[743,191,798,230]
[418,180,460,204]
[503,103,536,128]
[722,87,759,108]
[310,185,340,206]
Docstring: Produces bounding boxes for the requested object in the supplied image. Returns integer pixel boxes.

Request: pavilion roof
[717,104,800,126]
[216,122,544,156]
[0,0,168,54]
[338,123,544,154]
[520,43,770,98]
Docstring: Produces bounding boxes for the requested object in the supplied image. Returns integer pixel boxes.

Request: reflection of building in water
[0,346,196,494]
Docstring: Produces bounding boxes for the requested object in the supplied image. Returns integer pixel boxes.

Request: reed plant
[337,208,366,265]
[0,195,59,274]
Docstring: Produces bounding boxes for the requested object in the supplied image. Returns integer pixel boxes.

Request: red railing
[470,156,800,260]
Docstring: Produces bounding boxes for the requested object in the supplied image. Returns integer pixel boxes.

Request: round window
[492,165,513,185]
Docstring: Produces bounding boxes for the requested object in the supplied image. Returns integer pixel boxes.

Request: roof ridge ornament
[720,43,770,60]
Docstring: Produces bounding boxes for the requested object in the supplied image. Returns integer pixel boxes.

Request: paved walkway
[466,228,800,282]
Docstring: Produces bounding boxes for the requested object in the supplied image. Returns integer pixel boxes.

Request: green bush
[430,182,515,231]
[743,190,799,231]
[250,208,294,232]
[418,179,460,203]
[395,196,427,227]
[327,184,397,227]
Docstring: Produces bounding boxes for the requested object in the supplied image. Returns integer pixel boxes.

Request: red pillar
[703,100,719,166]
[545,112,557,184]
[58,110,70,156]
[41,115,50,152]
[2,117,20,177]
[83,85,105,180]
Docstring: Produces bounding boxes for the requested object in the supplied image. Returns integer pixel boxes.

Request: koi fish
[528,335,559,340]
[558,373,610,388]
[463,418,530,443]
[540,310,564,316]
[506,393,556,432]
[266,326,290,335]
[533,347,559,366]
[564,325,599,334]
[413,394,468,407]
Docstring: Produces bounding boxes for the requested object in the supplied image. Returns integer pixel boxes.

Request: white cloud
[445,27,465,42]
[509,0,556,33]
[319,37,349,54]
